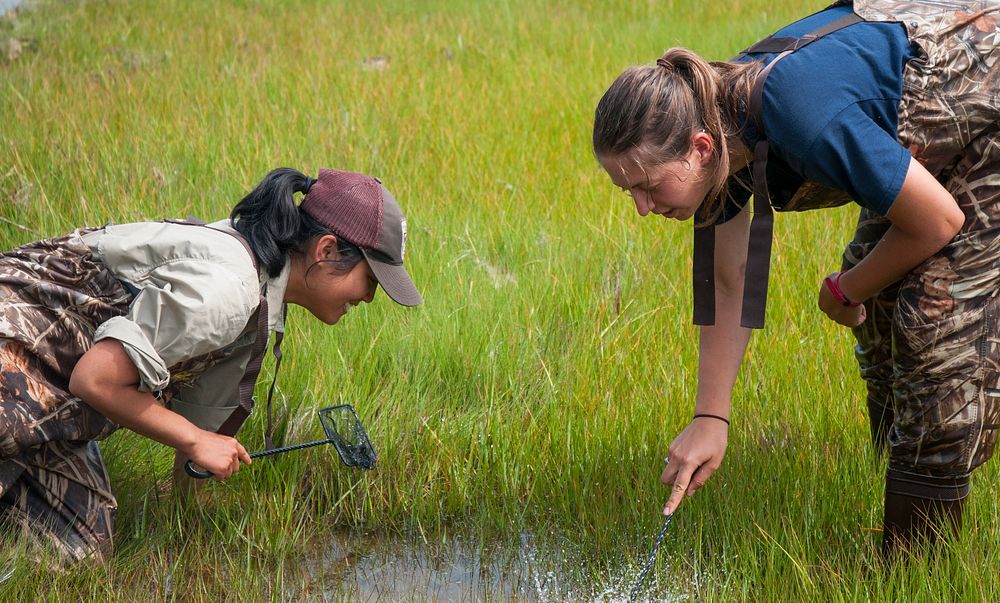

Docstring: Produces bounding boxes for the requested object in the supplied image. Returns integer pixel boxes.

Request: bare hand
[661,416,729,515]
[183,432,251,480]
[817,273,867,327]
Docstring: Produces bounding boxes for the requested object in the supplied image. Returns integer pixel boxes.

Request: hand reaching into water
[660,416,729,515]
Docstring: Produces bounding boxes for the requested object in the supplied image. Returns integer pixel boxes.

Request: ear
[312,234,340,263]
[691,131,715,167]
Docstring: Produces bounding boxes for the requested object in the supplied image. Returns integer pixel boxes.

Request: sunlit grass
[2,0,998,600]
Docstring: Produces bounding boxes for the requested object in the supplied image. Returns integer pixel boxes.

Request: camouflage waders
[0,229,263,563]
[840,0,1000,502]
[0,231,131,562]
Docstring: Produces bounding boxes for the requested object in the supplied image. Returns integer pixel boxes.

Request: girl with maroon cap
[0,167,419,563]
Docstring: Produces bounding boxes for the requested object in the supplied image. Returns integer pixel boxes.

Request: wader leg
[0,441,116,564]
[866,395,893,455]
[881,489,964,558]
[884,128,1000,556]
[842,208,897,454]
[857,287,899,455]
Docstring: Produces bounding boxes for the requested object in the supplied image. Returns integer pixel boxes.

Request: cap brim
[362,250,423,307]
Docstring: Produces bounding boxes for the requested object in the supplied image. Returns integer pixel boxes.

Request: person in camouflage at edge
[592,0,1000,556]
[0,168,422,563]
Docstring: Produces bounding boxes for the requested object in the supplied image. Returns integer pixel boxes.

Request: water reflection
[302,529,694,602]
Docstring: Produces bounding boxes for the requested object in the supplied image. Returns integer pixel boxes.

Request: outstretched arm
[819,157,964,325]
[69,340,252,480]
[661,204,752,515]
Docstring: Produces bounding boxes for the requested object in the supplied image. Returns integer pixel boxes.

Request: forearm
[69,340,201,455]
[839,223,951,302]
[695,293,751,418]
[71,339,251,479]
[86,387,201,454]
[694,204,753,418]
[839,157,964,303]
[665,279,744,516]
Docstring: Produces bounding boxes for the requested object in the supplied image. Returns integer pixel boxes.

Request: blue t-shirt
[719,4,920,221]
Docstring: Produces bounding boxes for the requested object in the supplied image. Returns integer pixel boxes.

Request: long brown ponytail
[593,48,759,222]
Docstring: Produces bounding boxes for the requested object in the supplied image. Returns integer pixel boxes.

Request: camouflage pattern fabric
[0,230,131,561]
[0,230,254,561]
[0,441,116,563]
[840,0,1000,500]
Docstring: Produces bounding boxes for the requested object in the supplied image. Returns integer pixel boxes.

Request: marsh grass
[1,0,998,600]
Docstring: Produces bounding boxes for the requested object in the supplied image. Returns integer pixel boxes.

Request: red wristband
[823,271,861,307]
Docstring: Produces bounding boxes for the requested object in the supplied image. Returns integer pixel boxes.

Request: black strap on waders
[691,9,863,328]
[162,218,284,446]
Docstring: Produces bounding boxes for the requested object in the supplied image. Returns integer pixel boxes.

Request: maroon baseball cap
[300,168,422,306]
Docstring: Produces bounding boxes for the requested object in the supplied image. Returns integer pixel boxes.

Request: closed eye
[623,182,660,195]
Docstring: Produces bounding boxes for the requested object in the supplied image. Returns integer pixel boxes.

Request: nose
[362,283,378,303]
[633,194,652,217]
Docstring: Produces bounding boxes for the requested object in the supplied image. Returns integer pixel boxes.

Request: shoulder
[756,10,913,149]
[94,221,255,278]
[92,220,261,315]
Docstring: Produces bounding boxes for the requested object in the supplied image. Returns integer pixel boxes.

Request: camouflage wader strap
[162,219,284,446]
[692,8,863,328]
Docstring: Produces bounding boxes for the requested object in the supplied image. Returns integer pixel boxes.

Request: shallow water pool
[298,528,695,602]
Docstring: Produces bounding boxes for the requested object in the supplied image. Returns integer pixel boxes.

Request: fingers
[818,278,868,327]
[843,305,866,328]
[663,456,721,513]
[238,441,251,466]
[829,305,866,328]
[221,439,249,478]
[198,435,250,480]
[212,463,230,481]
[687,462,718,496]
[662,462,694,516]
[660,457,677,486]
[213,453,241,481]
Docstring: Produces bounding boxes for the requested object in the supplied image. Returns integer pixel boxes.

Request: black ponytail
[231,167,364,278]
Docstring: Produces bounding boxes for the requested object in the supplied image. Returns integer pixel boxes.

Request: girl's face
[287,235,379,325]
[598,132,715,221]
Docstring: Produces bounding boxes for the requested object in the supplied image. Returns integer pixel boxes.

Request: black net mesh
[319,404,377,470]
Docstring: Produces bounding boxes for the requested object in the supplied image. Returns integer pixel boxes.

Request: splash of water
[302,527,698,601]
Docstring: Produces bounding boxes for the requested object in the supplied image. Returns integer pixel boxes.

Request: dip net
[319,404,377,470]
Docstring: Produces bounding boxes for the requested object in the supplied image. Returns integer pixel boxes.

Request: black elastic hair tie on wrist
[693,413,730,426]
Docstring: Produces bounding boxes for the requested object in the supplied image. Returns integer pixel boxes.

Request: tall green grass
[2,0,998,600]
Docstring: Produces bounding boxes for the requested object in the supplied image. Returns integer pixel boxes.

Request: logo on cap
[400,218,407,260]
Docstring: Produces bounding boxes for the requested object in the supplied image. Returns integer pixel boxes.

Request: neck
[282,253,307,306]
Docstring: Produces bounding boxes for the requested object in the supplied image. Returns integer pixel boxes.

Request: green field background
[1,0,997,600]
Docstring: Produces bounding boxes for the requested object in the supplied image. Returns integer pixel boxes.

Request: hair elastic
[693,413,730,426]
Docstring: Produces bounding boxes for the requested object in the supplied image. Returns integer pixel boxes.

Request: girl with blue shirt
[593,0,999,556]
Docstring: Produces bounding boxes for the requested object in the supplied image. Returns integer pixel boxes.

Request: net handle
[184,438,333,479]
[183,404,373,479]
